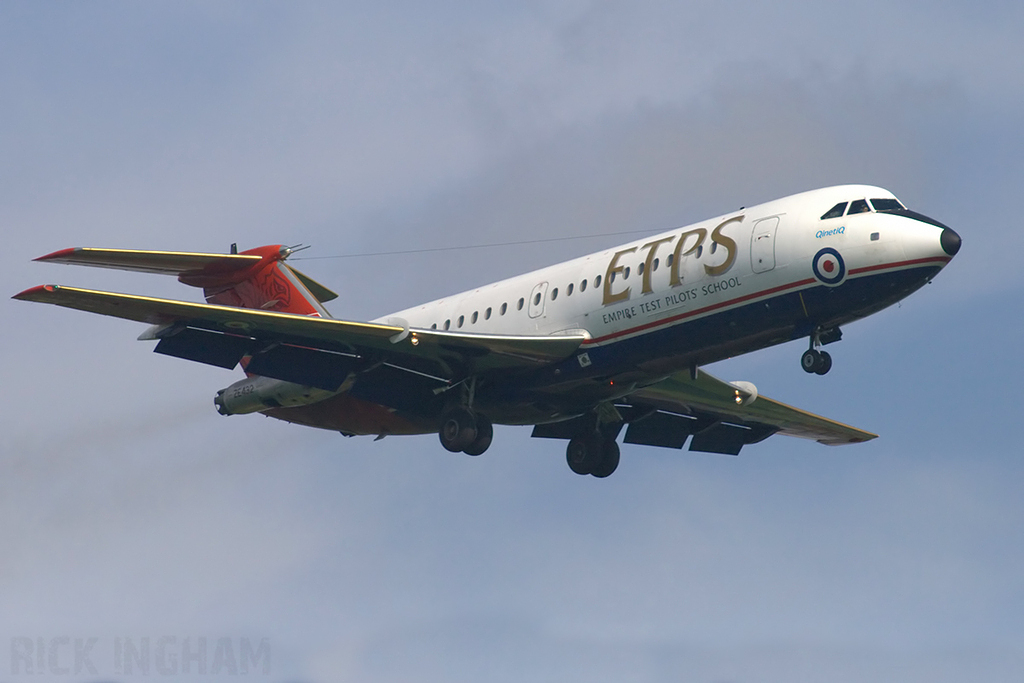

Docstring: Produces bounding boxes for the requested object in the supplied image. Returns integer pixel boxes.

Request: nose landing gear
[801,326,840,375]
[801,348,832,375]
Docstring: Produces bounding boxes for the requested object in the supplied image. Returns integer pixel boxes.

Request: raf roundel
[812,247,846,286]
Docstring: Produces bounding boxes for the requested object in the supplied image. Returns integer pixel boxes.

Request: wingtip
[12,284,58,300]
[33,247,81,263]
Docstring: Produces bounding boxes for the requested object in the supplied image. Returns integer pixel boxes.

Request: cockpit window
[847,199,871,215]
[821,202,847,220]
[870,198,905,212]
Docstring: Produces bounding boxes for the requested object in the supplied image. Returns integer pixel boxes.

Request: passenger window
[517,298,525,311]
[847,199,870,215]
[567,283,574,296]
[580,279,588,292]
[458,315,464,328]
[501,302,508,315]
[696,245,703,258]
[485,307,492,320]
[551,287,558,301]
[444,319,451,330]
[637,262,645,276]
[471,311,478,324]
[870,198,904,212]
[667,254,674,267]
[624,267,630,280]
[821,202,847,220]
[533,292,541,305]
[653,258,659,271]
[431,323,437,329]
[594,275,602,288]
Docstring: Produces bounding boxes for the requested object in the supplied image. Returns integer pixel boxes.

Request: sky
[2,2,1023,681]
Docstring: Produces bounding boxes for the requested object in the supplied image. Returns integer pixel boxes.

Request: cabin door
[528,282,548,318]
[750,216,779,273]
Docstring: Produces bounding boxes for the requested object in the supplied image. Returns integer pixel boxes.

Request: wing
[13,284,584,389]
[615,369,875,453]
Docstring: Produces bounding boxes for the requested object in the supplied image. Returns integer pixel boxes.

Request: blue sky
[2,2,1023,681]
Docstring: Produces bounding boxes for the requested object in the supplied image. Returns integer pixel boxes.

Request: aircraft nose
[940,227,962,257]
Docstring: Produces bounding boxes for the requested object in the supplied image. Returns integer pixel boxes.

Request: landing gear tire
[814,351,832,376]
[439,407,478,453]
[463,415,493,456]
[566,436,601,475]
[590,440,620,478]
[801,349,821,374]
[801,348,833,375]
[566,436,620,477]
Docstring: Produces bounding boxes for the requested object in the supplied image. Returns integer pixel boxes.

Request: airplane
[14,184,960,478]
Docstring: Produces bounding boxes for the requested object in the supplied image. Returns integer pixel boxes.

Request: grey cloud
[2,2,1022,682]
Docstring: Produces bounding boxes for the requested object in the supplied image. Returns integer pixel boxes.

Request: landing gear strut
[800,327,833,375]
[566,435,620,478]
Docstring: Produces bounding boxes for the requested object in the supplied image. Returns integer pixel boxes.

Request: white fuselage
[380,185,952,354]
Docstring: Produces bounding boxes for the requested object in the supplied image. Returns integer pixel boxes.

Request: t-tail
[31,244,338,317]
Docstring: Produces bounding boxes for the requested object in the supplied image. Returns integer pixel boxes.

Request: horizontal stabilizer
[34,247,261,276]
[34,245,340,311]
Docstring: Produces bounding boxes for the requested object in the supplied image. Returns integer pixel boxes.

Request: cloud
[2,3,1022,681]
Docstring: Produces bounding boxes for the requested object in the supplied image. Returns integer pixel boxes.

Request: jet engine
[215,375,338,415]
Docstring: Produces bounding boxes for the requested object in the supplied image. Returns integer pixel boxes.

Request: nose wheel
[801,327,835,375]
[801,348,832,375]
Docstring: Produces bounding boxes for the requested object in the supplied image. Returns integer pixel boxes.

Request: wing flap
[629,369,876,446]
[623,411,695,449]
[153,327,254,369]
[14,285,583,377]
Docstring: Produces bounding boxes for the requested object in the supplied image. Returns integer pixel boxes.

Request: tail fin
[34,245,337,317]
[189,245,335,317]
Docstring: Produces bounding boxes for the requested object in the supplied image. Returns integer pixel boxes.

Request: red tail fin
[180,245,332,317]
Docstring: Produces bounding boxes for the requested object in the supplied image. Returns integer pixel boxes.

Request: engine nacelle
[214,375,337,415]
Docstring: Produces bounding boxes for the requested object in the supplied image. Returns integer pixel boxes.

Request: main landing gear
[566,435,620,478]
[438,406,493,456]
